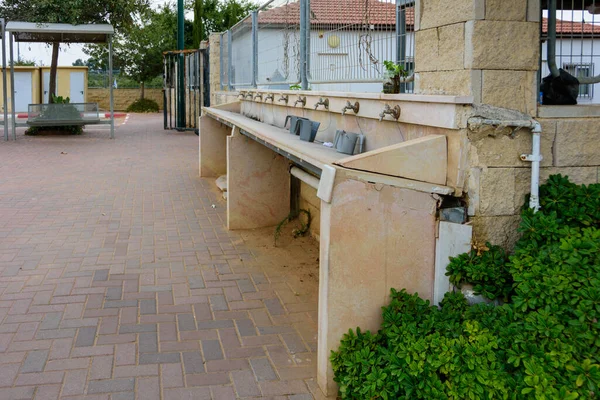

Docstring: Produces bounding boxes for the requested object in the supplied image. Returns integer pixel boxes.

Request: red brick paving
[0,114,325,399]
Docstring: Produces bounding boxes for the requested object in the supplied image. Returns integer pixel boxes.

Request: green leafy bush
[446,243,511,301]
[331,175,600,399]
[126,98,159,113]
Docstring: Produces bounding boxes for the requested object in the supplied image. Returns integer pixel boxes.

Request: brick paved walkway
[0,114,323,400]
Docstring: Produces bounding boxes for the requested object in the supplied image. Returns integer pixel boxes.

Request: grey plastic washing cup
[299,120,320,142]
[284,115,308,135]
[337,132,358,155]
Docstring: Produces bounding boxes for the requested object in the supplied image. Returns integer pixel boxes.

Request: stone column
[208,33,222,107]
[414,0,540,116]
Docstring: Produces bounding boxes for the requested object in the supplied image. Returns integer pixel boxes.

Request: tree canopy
[191,0,259,47]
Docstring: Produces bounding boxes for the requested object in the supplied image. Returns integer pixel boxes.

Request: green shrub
[126,98,159,113]
[331,175,600,399]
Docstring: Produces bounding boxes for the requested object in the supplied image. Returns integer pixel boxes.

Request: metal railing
[221,0,415,93]
[541,0,600,102]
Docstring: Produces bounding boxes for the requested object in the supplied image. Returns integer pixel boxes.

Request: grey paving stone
[281,333,308,354]
[93,270,109,281]
[21,350,49,373]
[235,319,256,337]
[87,378,135,393]
[249,358,277,381]
[111,392,135,400]
[196,320,234,330]
[177,314,196,331]
[237,279,257,293]
[139,353,181,364]
[105,287,123,300]
[75,326,97,347]
[104,300,138,309]
[201,340,223,361]
[140,285,172,292]
[139,332,158,353]
[40,312,63,330]
[182,351,205,374]
[264,298,286,316]
[209,295,228,311]
[188,276,205,289]
[119,324,156,333]
[140,299,156,315]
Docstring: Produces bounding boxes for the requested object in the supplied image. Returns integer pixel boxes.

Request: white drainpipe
[520,121,542,212]
[468,118,542,212]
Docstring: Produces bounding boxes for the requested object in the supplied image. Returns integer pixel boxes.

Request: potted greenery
[382,61,408,94]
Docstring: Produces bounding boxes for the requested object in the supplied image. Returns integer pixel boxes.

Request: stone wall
[87,88,164,111]
[414,0,539,116]
[209,33,223,107]
[466,116,600,250]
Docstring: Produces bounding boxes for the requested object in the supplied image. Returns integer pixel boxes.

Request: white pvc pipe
[526,122,542,212]
[468,117,542,212]
[290,166,319,190]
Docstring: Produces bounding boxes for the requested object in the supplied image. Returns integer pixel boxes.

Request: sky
[4,5,600,67]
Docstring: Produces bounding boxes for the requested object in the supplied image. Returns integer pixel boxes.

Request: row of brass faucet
[237,91,401,121]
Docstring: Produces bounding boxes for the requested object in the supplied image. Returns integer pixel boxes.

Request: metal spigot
[278,94,288,104]
[254,93,263,101]
[265,93,274,102]
[294,96,306,107]
[238,91,246,99]
[245,92,254,100]
[314,97,329,110]
[379,104,401,121]
[341,101,360,115]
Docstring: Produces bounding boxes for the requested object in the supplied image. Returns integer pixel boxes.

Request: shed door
[14,72,32,113]
[43,71,57,103]
[70,72,85,103]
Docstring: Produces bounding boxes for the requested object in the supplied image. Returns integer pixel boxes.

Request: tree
[72,59,85,66]
[0,0,148,102]
[191,0,258,48]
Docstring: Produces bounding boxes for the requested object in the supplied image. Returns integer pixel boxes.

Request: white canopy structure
[1,21,116,139]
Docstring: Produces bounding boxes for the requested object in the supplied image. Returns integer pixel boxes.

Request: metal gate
[163,49,209,134]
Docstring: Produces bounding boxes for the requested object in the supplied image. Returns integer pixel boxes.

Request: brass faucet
[245,92,254,100]
[265,93,274,102]
[314,97,329,110]
[341,101,360,115]
[278,94,288,104]
[294,96,306,107]
[238,91,246,99]
[379,104,401,121]
[254,93,263,101]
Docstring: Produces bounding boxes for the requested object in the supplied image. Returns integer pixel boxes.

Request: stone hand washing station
[199,89,477,396]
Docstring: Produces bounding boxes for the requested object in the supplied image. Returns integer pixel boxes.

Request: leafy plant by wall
[126,98,160,113]
[331,175,600,399]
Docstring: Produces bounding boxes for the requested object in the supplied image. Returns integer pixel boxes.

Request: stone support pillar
[414,0,540,116]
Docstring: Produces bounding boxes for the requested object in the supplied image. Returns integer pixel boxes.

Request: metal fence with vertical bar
[219,0,415,93]
[256,0,302,88]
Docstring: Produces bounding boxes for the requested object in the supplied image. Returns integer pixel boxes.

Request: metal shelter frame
[1,21,115,140]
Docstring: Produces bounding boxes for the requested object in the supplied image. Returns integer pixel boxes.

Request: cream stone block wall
[209,33,223,107]
[87,88,164,111]
[416,70,481,98]
[481,70,537,115]
[485,0,527,21]
[467,116,600,250]
[465,20,539,70]
[419,0,484,30]
[415,24,465,72]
